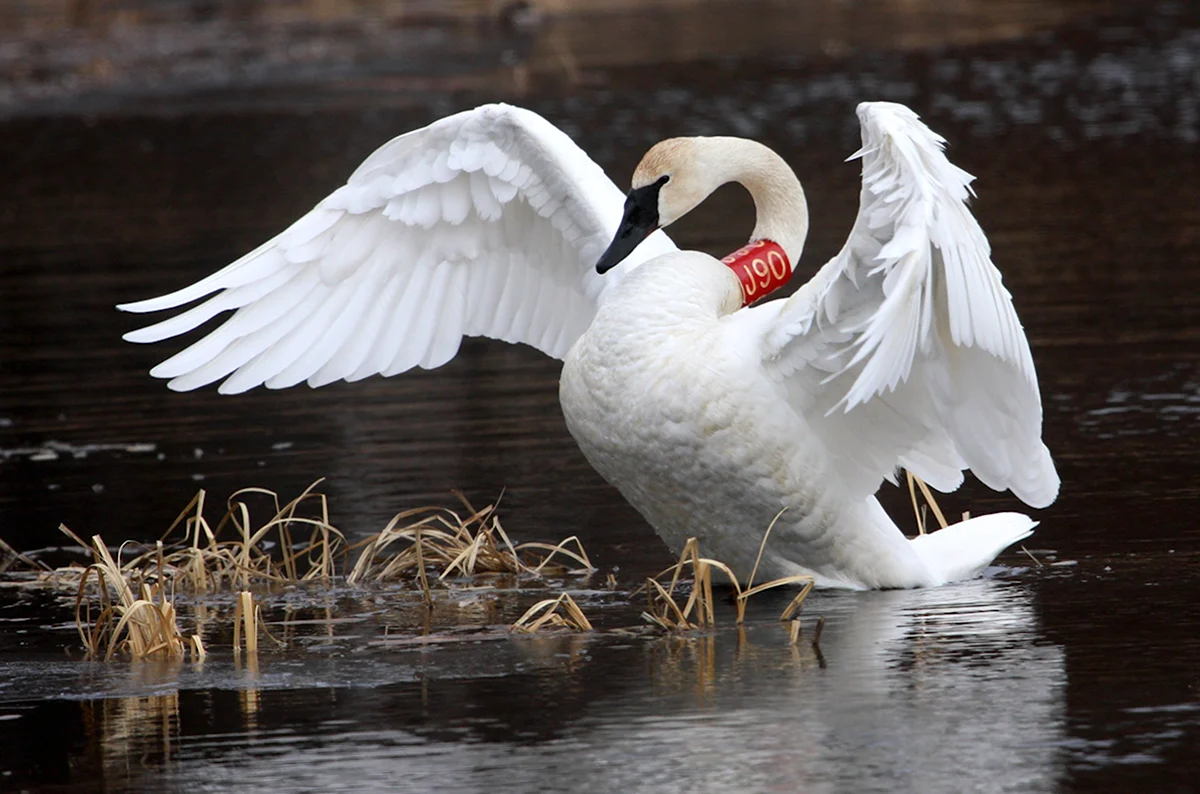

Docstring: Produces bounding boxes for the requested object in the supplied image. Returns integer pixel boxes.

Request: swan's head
[596,138,714,274]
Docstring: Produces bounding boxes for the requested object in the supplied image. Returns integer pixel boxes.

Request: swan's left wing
[118,104,675,393]
[736,102,1058,508]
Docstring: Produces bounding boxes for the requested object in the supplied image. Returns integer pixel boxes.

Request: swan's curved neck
[708,138,809,267]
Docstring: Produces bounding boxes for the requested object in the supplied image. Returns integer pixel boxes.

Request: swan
[118,101,1059,589]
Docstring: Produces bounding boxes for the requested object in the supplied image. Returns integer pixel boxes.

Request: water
[1,1,1199,791]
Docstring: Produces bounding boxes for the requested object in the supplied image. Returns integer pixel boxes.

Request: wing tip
[1019,471,1061,510]
[116,289,217,316]
[117,297,166,314]
[215,377,255,396]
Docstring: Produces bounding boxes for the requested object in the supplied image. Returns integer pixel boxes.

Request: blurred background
[0,2,1198,792]
[0,0,1151,118]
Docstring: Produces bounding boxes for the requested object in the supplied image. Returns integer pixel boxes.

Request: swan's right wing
[737,102,1058,509]
[119,103,676,393]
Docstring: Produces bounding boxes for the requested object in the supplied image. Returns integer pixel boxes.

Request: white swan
[119,101,1059,589]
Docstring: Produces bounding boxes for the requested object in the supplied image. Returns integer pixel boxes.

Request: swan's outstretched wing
[739,102,1058,508]
[119,103,676,393]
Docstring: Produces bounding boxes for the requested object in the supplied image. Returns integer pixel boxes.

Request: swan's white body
[560,252,1040,588]
[120,102,1059,589]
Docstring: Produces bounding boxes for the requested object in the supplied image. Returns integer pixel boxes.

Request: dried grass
[639,512,815,634]
[44,481,347,598]
[64,527,204,662]
[906,471,950,535]
[38,481,351,659]
[6,481,833,653]
[28,483,591,605]
[232,591,259,654]
[347,492,594,593]
[511,592,593,633]
[0,535,48,575]
[6,482,605,655]
[158,480,346,591]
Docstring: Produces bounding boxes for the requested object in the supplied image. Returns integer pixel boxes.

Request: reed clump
[162,480,346,590]
[639,539,814,634]
[44,480,346,599]
[348,493,594,593]
[63,527,205,662]
[39,481,344,660]
[44,483,592,598]
[11,482,601,655]
[511,592,594,633]
[4,482,834,651]
[638,509,814,634]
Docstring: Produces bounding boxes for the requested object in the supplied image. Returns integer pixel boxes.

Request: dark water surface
[1,1,1199,792]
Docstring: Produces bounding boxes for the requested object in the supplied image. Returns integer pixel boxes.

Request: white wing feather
[741,102,1058,508]
[119,104,676,393]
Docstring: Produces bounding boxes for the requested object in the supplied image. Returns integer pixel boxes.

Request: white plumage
[121,101,1059,589]
[746,104,1057,510]
[121,104,675,393]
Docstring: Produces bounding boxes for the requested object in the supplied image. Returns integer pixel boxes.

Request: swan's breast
[559,259,841,576]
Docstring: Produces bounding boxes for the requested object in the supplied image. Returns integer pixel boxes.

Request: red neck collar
[720,239,792,306]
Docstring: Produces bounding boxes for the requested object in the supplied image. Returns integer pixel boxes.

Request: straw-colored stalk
[190,633,208,660]
[49,481,347,600]
[67,529,203,662]
[0,535,48,575]
[232,590,259,655]
[905,471,950,536]
[640,517,815,634]
[512,592,593,633]
[908,471,1018,567]
[348,494,594,586]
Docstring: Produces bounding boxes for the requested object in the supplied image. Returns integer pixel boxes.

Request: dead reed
[11,482,605,655]
[5,481,835,651]
[232,591,259,655]
[639,509,815,634]
[44,480,347,599]
[62,526,205,662]
[0,535,48,575]
[347,492,594,599]
[906,471,951,535]
[158,480,346,591]
[511,592,594,633]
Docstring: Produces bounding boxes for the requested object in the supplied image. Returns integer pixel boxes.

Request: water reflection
[561,581,1067,794]
[88,691,180,783]
[1,579,1066,793]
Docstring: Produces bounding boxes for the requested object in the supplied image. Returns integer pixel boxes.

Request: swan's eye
[597,175,670,273]
[620,174,671,237]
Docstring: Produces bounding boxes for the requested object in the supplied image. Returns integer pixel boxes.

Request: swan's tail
[908,512,1036,585]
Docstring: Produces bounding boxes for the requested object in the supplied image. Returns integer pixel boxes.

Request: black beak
[595,175,669,274]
